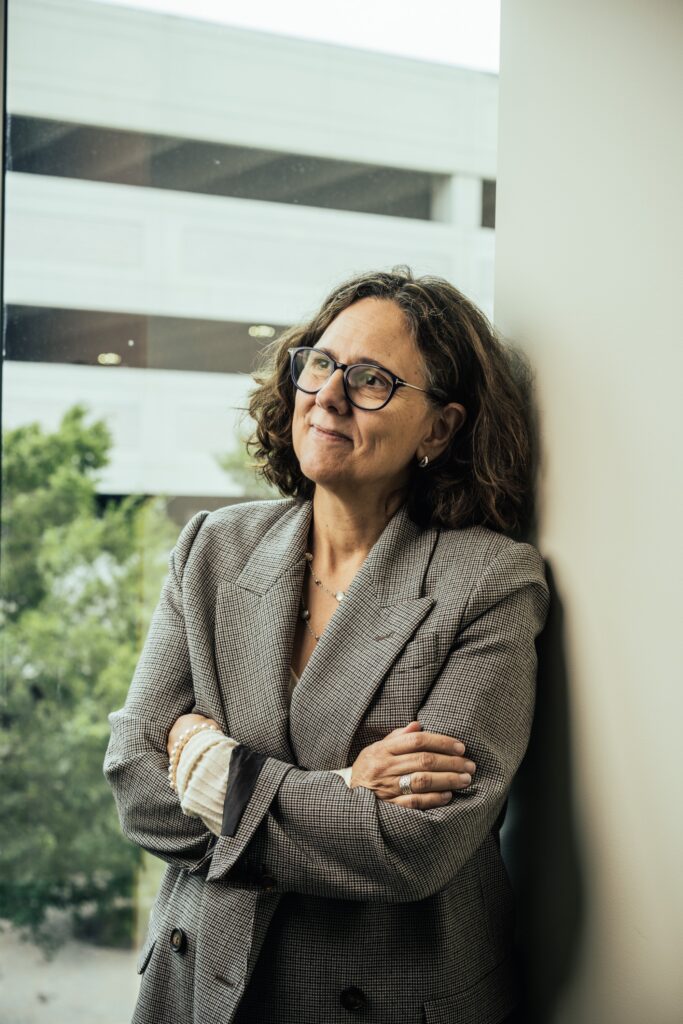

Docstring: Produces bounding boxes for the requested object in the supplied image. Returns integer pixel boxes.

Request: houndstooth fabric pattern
[103,497,550,1024]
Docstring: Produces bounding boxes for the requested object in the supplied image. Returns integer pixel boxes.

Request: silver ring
[399,773,413,796]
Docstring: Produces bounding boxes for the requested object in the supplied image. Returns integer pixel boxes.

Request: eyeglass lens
[292,349,393,409]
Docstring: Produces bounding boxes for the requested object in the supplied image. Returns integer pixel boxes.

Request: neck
[309,485,407,573]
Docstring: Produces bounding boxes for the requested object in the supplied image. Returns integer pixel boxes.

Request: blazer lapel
[214,498,439,770]
[289,503,439,770]
[214,501,312,763]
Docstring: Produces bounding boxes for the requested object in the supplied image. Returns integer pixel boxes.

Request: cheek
[371,413,421,457]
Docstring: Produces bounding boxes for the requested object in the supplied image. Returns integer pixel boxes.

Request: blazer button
[169,927,187,955]
[339,986,367,1012]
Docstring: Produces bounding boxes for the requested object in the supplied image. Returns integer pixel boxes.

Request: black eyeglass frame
[287,345,433,411]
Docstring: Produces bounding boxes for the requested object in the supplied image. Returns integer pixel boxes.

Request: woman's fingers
[382,753,476,795]
[386,791,454,809]
[351,726,474,798]
[388,721,423,735]
[397,770,473,796]
[394,752,476,776]
[385,728,467,757]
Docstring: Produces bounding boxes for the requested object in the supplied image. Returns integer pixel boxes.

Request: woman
[104,268,549,1024]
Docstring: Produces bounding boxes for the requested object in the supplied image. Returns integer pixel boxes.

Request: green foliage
[216,437,280,500]
[0,405,177,953]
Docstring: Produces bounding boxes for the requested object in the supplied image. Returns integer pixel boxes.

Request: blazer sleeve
[102,509,218,875]
[205,540,550,902]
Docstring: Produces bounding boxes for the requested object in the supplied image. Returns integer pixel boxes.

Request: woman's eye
[312,356,330,369]
[358,371,383,387]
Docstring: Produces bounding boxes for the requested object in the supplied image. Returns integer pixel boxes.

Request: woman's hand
[166,713,222,758]
[350,721,477,809]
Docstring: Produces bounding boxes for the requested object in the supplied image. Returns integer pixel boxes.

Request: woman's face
[291,297,458,506]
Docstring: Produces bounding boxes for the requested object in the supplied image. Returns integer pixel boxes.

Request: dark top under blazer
[103,497,550,1024]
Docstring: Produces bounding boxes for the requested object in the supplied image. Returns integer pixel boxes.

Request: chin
[301,466,346,489]
[299,458,350,491]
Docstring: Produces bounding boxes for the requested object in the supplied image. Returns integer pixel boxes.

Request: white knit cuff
[179,737,240,839]
[175,728,227,800]
[177,732,239,836]
[331,766,353,788]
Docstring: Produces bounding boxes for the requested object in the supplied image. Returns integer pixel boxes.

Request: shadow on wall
[502,565,584,1023]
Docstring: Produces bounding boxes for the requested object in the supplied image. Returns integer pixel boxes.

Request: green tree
[0,405,177,954]
[216,436,279,500]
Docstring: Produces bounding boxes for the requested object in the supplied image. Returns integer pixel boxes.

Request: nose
[315,367,349,414]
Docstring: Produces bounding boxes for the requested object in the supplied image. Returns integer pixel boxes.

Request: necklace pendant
[301,608,310,621]
[335,591,345,602]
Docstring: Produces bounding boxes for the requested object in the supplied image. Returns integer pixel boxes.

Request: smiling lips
[310,424,351,442]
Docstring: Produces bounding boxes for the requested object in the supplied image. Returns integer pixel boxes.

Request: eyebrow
[314,345,392,370]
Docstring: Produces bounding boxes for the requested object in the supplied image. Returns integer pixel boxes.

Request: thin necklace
[299,597,321,642]
[305,552,347,602]
[300,551,347,643]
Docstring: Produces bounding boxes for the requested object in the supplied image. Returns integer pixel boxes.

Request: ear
[418,402,467,461]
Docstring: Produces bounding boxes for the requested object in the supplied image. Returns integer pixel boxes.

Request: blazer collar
[236,497,437,609]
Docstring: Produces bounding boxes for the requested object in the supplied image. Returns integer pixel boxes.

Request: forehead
[316,298,416,367]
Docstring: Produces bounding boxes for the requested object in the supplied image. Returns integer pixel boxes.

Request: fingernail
[442,792,452,802]
[461,773,471,785]
[454,741,465,754]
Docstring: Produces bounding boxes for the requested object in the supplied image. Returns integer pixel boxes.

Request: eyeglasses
[287,346,432,411]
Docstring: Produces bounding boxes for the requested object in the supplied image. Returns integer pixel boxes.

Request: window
[0,1,500,1016]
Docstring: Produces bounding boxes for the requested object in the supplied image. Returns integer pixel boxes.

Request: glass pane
[0,0,500,1018]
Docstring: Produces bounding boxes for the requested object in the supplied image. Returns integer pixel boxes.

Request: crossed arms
[103,512,549,902]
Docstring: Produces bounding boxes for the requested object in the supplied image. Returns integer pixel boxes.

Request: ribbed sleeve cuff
[177,731,239,836]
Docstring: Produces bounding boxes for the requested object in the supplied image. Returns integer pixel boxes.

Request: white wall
[495,2,683,1022]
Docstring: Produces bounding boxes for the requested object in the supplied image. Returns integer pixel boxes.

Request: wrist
[167,722,221,791]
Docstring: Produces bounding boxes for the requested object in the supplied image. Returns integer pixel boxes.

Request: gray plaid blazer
[103,496,550,1024]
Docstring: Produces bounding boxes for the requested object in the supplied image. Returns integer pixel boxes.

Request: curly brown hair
[245,266,538,538]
